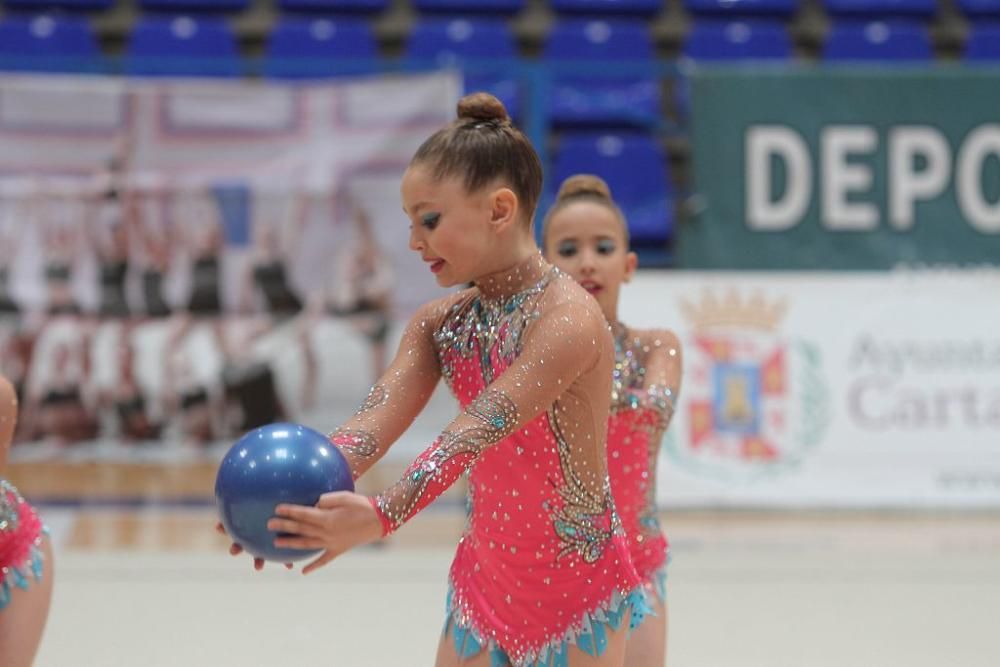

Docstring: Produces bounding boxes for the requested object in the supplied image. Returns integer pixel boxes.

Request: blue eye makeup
[421,212,441,230]
[557,240,578,258]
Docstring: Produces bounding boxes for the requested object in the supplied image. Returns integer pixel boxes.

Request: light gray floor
[36,511,1000,667]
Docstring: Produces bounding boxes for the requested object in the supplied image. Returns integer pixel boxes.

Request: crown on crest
[680,290,787,332]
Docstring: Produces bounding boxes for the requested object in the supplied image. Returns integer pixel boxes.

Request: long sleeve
[371,301,608,536]
[634,330,683,435]
[327,300,444,480]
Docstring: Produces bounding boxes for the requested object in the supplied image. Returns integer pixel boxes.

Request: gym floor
[29,502,1000,667]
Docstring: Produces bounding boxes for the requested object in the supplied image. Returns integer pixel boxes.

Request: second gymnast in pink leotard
[545,175,683,666]
[1,374,54,667]
[222,94,648,666]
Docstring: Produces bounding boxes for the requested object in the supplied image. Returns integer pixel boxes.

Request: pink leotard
[606,324,681,602]
[0,479,47,610]
[331,254,646,667]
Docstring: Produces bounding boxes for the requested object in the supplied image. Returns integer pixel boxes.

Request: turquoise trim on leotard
[0,479,48,611]
[442,585,652,667]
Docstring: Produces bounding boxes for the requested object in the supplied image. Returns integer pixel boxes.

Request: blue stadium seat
[406,18,520,118]
[0,15,101,72]
[957,0,1000,16]
[823,21,932,60]
[139,0,249,11]
[125,16,243,77]
[264,17,377,78]
[684,20,792,60]
[3,0,113,10]
[413,0,525,13]
[552,133,674,245]
[965,24,1000,60]
[823,0,936,17]
[277,0,389,13]
[550,0,662,15]
[678,21,791,118]
[543,19,660,128]
[684,0,798,17]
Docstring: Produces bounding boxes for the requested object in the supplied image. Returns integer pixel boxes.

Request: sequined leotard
[1,379,47,610]
[330,254,646,667]
[606,323,681,603]
[0,479,47,610]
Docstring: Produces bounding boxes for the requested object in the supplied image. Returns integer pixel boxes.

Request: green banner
[680,68,1000,269]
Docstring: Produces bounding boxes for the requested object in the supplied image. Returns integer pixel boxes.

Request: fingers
[273,504,328,527]
[215,522,227,535]
[316,491,354,508]
[253,558,265,571]
[267,517,323,538]
[229,543,243,556]
[274,536,326,550]
[302,550,340,575]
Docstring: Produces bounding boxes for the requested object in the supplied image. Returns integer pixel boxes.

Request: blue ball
[215,422,354,562]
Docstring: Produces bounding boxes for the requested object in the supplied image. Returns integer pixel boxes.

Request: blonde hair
[542,174,629,244]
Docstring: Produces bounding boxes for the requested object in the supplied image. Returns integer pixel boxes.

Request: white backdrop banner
[619,269,1000,509]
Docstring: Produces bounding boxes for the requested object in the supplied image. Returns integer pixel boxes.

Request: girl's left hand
[268,491,383,575]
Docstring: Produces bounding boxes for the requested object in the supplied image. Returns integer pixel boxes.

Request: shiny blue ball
[215,422,354,562]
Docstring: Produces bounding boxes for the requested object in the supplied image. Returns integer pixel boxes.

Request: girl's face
[401,164,498,288]
[544,200,637,321]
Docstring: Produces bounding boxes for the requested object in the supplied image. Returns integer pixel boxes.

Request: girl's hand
[215,521,292,572]
[267,491,383,575]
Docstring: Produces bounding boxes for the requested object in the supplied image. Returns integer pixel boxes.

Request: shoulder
[528,275,612,360]
[407,288,476,330]
[542,273,609,332]
[632,326,682,356]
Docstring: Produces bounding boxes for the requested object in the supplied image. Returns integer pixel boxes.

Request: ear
[623,251,639,283]
[488,187,519,234]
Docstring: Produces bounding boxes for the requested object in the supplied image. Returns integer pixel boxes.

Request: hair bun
[457,92,510,124]
[556,174,612,202]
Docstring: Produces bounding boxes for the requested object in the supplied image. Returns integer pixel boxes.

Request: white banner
[620,269,1000,509]
[0,72,462,456]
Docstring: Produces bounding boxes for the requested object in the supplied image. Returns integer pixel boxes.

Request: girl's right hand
[215,521,292,571]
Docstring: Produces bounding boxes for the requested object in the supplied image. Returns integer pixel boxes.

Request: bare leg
[435,625,499,667]
[624,596,667,667]
[0,536,55,667]
[565,611,630,667]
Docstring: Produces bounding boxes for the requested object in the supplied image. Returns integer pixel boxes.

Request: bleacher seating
[550,0,662,15]
[412,0,525,14]
[0,14,101,72]
[964,24,1000,61]
[543,19,660,128]
[277,0,389,12]
[3,0,112,10]
[683,20,793,60]
[406,18,521,118]
[823,20,932,61]
[139,0,250,12]
[125,15,242,77]
[264,17,378,78]
[0,0,980,261]
[552,132,674,245]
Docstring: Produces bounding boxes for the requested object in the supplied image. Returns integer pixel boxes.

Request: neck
[476,248,549,300]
